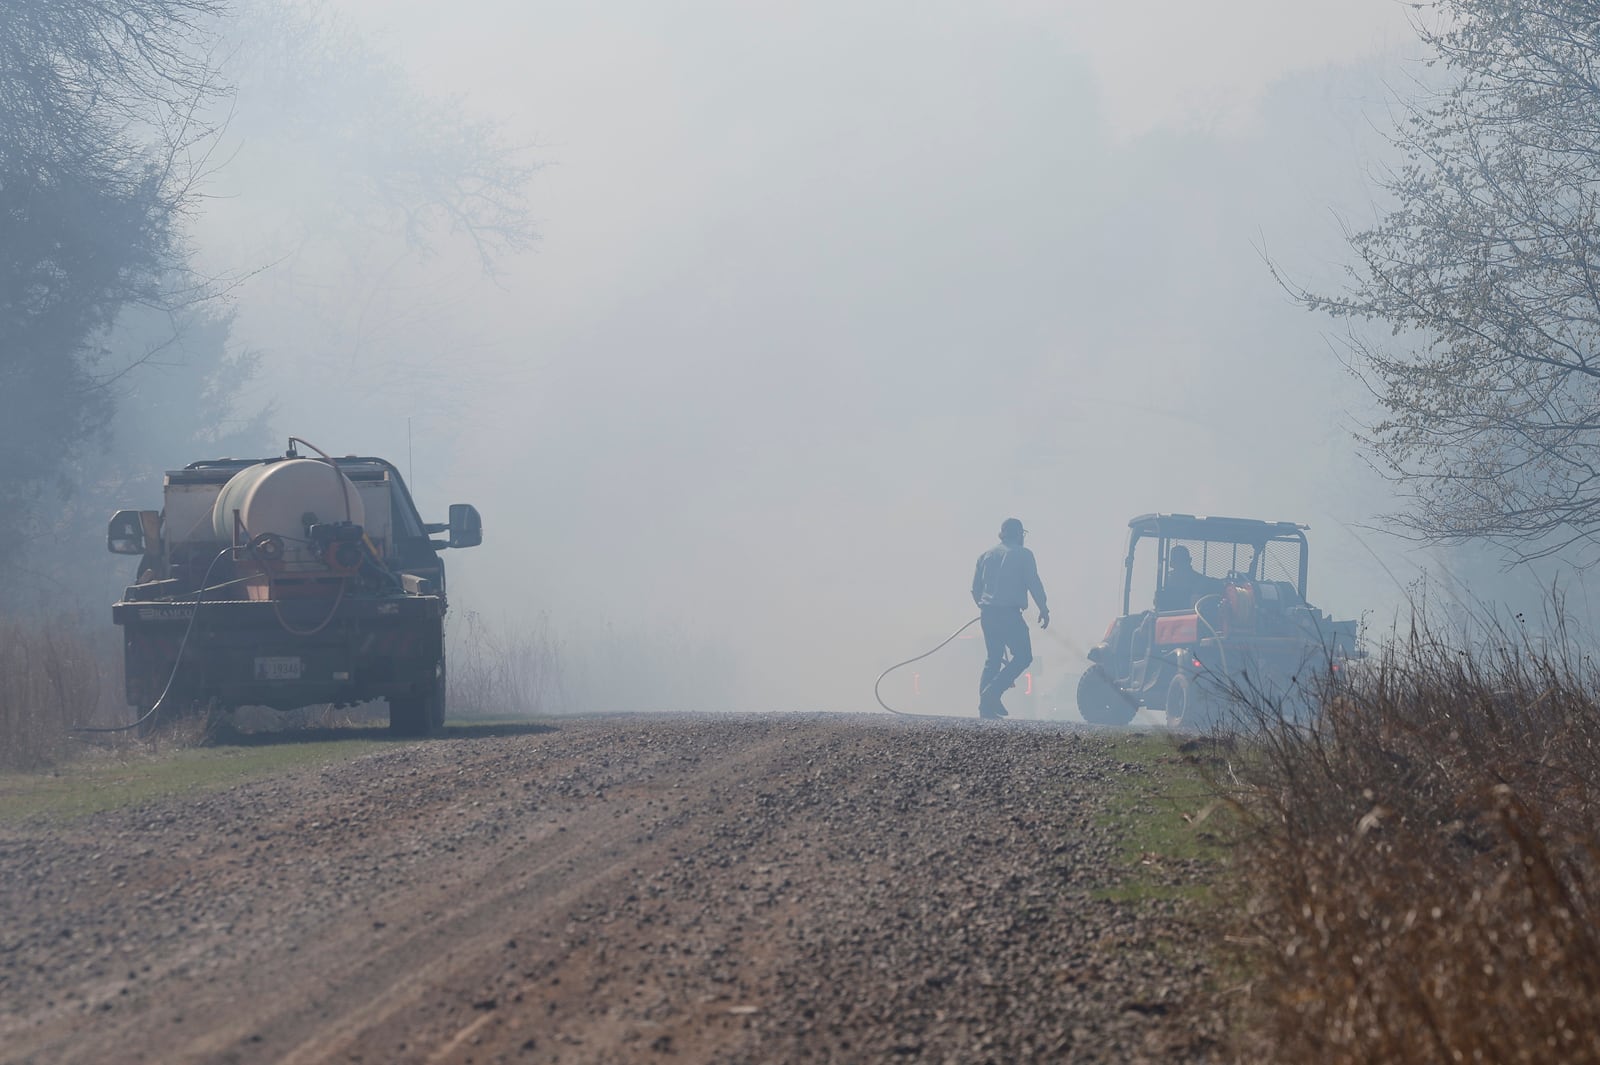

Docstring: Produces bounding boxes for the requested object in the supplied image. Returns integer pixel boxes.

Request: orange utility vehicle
[1076,514,1360,728]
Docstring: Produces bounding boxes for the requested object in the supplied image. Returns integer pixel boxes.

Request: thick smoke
[107,1,1574,714]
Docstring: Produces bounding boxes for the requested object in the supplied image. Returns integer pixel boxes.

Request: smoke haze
[129,0,1566,712]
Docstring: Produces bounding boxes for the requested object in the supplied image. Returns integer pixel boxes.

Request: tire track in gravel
[0,715,1220,1065]
[410,718,1216,1064]
[1,718,797,1064]
[258,721,807,1065]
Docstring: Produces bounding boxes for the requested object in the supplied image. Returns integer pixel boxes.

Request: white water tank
[211,459,365,551]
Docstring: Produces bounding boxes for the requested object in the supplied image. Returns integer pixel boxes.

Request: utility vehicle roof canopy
[1126,513,1309,543]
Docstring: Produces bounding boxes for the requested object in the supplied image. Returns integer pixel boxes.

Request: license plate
[254,656,303,681]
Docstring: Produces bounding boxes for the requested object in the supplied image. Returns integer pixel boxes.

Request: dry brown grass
[1222,619,1600,1063]
[448,609,566,718]
[0,615,105,770]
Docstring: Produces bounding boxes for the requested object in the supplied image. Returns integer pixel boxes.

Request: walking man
[971,517,1050,719]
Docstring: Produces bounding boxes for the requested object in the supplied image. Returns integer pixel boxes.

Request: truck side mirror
[448,503,482,549]
[108,510,147,555]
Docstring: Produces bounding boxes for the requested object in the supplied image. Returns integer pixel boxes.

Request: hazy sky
[337,0,1415,137]
[188,0,1450,713]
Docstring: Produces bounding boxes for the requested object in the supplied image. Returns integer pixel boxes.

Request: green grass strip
[0,738,392,823]
[1093,731,1230,904]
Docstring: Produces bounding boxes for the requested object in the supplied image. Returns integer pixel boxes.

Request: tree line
[6,0,1597,594]
[0,0,532,599]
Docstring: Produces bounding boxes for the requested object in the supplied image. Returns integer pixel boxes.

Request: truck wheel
[390,664,445,738]
[388,695,430,738]
[1077,666,1136,726]
[425,662,446,732]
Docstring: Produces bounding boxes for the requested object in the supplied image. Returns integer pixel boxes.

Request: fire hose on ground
[73,546,233,735]
[874,616,1087,718]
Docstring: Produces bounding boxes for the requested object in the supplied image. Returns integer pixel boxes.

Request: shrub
[1226,618,1600,1064]
[0,615,105,770]
[448,609,566,718]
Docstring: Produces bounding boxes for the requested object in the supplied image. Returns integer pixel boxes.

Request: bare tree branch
[0,0,230,571]
[1289,0,1600,560]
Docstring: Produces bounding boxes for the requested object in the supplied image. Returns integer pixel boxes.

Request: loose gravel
[0,714,1219,1064]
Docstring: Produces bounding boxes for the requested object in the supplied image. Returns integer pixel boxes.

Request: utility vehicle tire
[1076,666,1137,726]
[1166,673,1219,730]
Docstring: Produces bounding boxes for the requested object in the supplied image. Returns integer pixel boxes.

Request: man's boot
[978,686,1009,719]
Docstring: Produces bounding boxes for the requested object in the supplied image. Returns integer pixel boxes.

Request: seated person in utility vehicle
[1155,545,1223,610]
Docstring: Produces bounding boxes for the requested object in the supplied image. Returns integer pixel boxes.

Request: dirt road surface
[0,714,1217,1063]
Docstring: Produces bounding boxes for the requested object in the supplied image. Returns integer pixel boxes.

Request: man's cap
[999,517,1026,539]
[1170,545,1191,563]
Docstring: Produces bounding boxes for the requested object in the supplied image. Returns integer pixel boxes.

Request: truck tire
[1076,665,1136,726]
[388,694,430,738]
[426,661,446,732]
[389,663,446,738]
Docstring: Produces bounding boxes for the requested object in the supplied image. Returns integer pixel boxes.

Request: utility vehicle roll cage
[1123,513,1310,616]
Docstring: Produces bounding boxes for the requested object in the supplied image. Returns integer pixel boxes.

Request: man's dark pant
[979,607,1033,699]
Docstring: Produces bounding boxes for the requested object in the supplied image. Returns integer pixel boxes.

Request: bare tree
[0,0,537,581]
[1291,1,1600,560]
[220,0,537,274]
[0,0,229,570]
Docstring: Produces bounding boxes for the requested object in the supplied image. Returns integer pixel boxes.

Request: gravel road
[0,714,1218,1064]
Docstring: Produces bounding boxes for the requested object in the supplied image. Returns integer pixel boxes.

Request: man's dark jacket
[972,543,1048,612]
